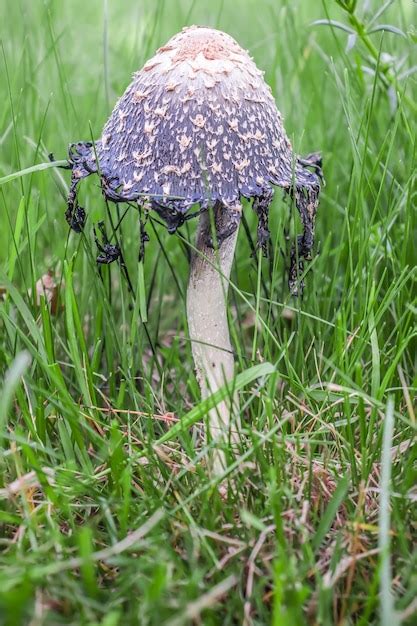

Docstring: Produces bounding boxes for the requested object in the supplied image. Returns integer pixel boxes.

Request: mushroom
[64,26,322,473]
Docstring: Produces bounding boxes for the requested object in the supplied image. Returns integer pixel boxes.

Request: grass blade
[150,362,275,448]
[0,351,31,441]
[312,475,349,552]
[378,398,399,626]
[0,160,68,186]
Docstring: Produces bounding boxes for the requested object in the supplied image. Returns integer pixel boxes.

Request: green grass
[0,0,416,624]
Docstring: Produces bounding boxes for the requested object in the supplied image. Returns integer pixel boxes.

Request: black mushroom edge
[64,141,323,296]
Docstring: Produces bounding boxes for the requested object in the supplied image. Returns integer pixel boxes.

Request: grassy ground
[0,0,416,624]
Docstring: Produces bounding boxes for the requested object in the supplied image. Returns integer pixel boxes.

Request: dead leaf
[0,467,55,499]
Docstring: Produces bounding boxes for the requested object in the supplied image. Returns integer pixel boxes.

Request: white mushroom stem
[187,207,240,475]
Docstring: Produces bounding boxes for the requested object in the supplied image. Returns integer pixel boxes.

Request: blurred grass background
[0,0,416,624]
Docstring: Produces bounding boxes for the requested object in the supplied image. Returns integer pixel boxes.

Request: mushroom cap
[71,26,319,223]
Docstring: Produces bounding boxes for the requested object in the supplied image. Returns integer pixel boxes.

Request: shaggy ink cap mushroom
[65,26,323,475]
[66,25,322,295]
